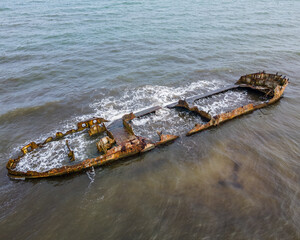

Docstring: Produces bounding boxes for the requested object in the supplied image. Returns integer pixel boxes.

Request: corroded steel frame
[6,72,288,179]
[169,72,288,135]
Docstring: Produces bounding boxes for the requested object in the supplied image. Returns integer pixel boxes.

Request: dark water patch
[0,7,11,11]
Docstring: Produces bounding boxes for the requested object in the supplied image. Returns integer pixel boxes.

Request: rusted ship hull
[6,72,288,179]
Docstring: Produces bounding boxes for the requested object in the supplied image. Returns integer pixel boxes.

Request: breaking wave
[89,80,223,122]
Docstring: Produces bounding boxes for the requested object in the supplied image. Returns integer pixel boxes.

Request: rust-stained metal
[155,131,179,146]
[175,99,212,121]
[65,140,75,162]
[88,123,106,136]
[179,72,289,135]
[6,72,288,179]
[96,136,115,154]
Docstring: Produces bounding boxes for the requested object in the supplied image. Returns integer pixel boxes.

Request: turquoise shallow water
[1,0,300,239]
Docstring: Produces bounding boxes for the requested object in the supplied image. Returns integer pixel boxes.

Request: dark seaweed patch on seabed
[218,162,243,189]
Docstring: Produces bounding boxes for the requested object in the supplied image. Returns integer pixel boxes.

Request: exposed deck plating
[6,72,289,179]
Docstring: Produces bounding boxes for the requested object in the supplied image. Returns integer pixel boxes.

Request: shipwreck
[6,72,289,179]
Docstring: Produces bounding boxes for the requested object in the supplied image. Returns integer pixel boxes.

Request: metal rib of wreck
[6,72,288,179]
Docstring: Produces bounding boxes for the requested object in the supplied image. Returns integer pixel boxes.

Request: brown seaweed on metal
[6,72,288,179]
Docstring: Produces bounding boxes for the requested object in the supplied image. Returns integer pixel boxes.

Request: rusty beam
[166,84,239,108]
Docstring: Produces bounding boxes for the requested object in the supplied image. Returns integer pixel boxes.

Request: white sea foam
[89,80,222,122]
[15,79,235,172]
[131,108,203,140]
[194,89,265,116]
[15,131,101,172]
